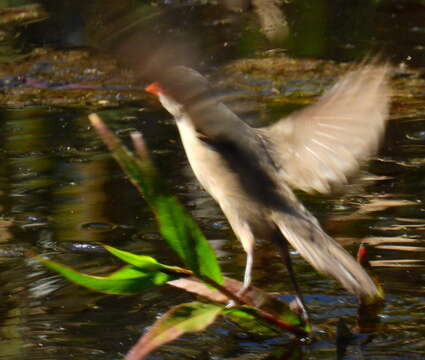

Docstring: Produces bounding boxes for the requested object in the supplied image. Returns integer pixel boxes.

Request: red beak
[145,82,163,97]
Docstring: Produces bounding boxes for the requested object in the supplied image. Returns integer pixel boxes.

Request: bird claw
[236,286,248,297]
[290,296,310,322]
[225,300,236,309]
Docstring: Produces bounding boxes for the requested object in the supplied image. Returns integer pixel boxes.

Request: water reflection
[0,0,424,359]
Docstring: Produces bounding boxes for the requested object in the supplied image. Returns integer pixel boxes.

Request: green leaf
[126,302,224,360]
[223,307,281,336]
[37,257,178,295]
[103,245,191,275]
[103,245,165,271]
[89,114,223,285]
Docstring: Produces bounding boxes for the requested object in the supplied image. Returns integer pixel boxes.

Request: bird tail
[270,209,381,301]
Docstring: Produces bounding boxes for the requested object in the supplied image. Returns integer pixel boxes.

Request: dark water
[0,1,425,359]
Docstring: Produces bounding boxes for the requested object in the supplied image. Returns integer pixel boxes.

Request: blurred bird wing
[260,63,391,194]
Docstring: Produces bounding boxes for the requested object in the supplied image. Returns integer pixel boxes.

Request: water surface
[0,1,425,359]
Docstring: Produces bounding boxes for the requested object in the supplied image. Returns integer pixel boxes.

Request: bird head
[145,66,249,140]
[145,81,185,120]
[145,66,211,121]
[145,82,163,97]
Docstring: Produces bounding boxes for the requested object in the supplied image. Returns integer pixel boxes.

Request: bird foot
[290,296,310,322]
[225,300,236,309]
[236,286,249,297]
[225,284,251,309]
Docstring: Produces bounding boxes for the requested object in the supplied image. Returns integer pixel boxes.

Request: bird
[145,61,390,314]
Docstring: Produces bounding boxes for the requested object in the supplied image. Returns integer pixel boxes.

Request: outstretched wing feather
[260,63,391,194]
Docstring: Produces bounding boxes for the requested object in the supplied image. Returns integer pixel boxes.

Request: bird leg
[226,249,254,309]
[240,250,254,295]
[274,235,310,321]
